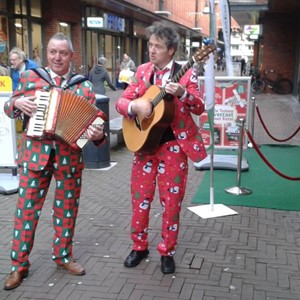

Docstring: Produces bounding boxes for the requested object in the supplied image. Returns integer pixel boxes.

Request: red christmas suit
[116,62,207,256]
[4,68,101,272]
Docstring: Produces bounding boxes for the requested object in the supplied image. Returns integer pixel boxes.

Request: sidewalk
[0,89,300,299]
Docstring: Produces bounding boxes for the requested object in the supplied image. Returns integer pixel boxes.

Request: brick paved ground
[0,86,300,299]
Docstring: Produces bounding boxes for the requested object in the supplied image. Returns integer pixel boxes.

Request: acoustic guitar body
[122,85,174,153]
[122,43,216,153]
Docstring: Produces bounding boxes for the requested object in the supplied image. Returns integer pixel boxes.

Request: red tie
[54,76,62,86]
[155,68,169,86]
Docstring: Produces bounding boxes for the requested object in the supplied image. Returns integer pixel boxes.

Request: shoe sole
[60,266,86,275]
[124,251,149,268]
[161,268,175,274]
[4,271,29,290]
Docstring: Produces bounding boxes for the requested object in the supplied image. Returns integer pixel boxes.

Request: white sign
[0,76,17,167]
[243,24,262,36]
[87,17,104,28]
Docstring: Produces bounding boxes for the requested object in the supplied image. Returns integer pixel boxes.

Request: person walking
[115,21,207,274]
[119,52,136,89]
[3,32,107,290]
[89,56,117,95]
[0,60,9,76]
[240,58,246,76]
[9,47,38,90]
[32,47,42,67]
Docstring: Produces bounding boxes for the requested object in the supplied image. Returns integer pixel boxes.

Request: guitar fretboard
[151,44,215,107]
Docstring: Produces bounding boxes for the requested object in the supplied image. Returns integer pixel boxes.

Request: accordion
[26,89,107,151]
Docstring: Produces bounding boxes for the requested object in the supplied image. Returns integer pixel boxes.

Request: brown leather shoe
[4,270,29,290]
[62,260,85,275]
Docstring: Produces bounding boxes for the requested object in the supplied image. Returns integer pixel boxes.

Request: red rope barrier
[255,104,300,142]
[246,130,300,181]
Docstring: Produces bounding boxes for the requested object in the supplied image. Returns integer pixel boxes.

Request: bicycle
[251,69,293,94]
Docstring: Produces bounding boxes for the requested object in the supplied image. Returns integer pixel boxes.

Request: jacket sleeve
[105,72,117,91]
[178,68,205,116]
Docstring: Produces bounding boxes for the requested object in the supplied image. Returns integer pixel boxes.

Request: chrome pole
[225,118,252,195]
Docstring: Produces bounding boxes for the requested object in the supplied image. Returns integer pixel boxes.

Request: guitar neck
[152,44,215,107]
[152,57,195,107]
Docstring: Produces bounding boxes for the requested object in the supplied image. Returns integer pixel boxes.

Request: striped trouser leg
[51,169,82,265]
[11,167,52,272]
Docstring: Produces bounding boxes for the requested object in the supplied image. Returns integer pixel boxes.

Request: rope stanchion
[225,119,252,195]
[255,104,300,142]
[246,129,300,181]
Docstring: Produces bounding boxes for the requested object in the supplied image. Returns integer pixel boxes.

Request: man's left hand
[165,82,185,98]
[86,124,105,141]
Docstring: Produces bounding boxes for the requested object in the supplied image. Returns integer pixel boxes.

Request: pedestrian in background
[119,52,136,89]
[9,47,38,90]
[116,21,207,274]
[0,60,9,76]
[89,56,117,95]
[3,32,106,291]
[32,47,42,67]
[240,57,246,76]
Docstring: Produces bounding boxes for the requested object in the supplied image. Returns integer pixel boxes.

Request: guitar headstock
[193,43,216,63]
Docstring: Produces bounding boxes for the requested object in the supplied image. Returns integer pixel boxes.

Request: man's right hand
[14,96,37,117]
[131,98,153,119]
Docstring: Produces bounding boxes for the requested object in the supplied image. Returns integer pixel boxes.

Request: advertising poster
[0,76,17,167]
[198,76,251,149]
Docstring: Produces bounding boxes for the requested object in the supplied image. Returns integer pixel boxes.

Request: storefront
[82,6,149,86]
[0,0,43,67]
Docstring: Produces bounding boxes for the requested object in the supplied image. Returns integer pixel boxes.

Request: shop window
[15,18,29,55]
[0,1,7,11]
[0,16,8,64]
[31,0,41,18]
[58,22,71,39]
[15,0,27,15]
[32,22,42,66]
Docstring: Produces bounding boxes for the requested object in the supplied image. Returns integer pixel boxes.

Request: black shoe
[161,256,175,274]
[124,250,149,267]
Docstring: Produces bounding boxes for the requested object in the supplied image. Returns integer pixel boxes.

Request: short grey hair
[98,56,106,65]
[9,47,27,61]
[48,32,74,52]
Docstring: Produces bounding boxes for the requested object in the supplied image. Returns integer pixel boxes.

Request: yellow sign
[0,76,12,92]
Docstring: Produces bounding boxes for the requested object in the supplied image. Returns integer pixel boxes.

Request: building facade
[0,0,299,97]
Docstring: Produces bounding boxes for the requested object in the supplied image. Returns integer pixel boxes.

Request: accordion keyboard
[27,91,51,137]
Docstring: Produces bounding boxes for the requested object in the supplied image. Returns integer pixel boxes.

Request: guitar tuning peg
[203,37,214,45]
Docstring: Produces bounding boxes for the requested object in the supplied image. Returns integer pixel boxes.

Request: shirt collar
[49,69,70,80]
[153,60,174,72]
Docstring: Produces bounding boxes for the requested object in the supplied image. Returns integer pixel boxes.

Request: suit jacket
[4,68,96,172]
[116,61,207,163]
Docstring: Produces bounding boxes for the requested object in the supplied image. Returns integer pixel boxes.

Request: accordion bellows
[27,89,107,150]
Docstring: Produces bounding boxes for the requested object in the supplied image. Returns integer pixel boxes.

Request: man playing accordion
[3,32,106,290]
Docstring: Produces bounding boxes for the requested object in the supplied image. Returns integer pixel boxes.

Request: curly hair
[146,21,180,51]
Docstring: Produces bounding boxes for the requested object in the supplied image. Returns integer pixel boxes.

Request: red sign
[198,77,251,149]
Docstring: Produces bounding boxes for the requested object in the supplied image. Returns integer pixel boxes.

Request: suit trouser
[10,152,82,272]
[130,141,188,256]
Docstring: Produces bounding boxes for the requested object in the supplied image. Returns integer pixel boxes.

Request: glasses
[147,42,166,51]
[10,57,21,62]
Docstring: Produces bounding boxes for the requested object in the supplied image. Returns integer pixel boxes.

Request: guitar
[122,43,216,153]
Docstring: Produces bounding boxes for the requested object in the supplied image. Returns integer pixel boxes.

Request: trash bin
[83,94,110,169]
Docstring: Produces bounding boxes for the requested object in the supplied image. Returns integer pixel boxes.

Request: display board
[198,76,251,150]
[0,76,17,167]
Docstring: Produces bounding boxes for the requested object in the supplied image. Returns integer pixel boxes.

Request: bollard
[225,118,252,195]
[83,94,111,169]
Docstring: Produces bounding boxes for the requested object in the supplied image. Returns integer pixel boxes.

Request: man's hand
[131,98,153,119]
[14,96,37,117]
[165,81,185,98]
[86,124,105,141]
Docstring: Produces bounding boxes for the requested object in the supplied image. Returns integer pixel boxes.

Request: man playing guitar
[116,21,208,274]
